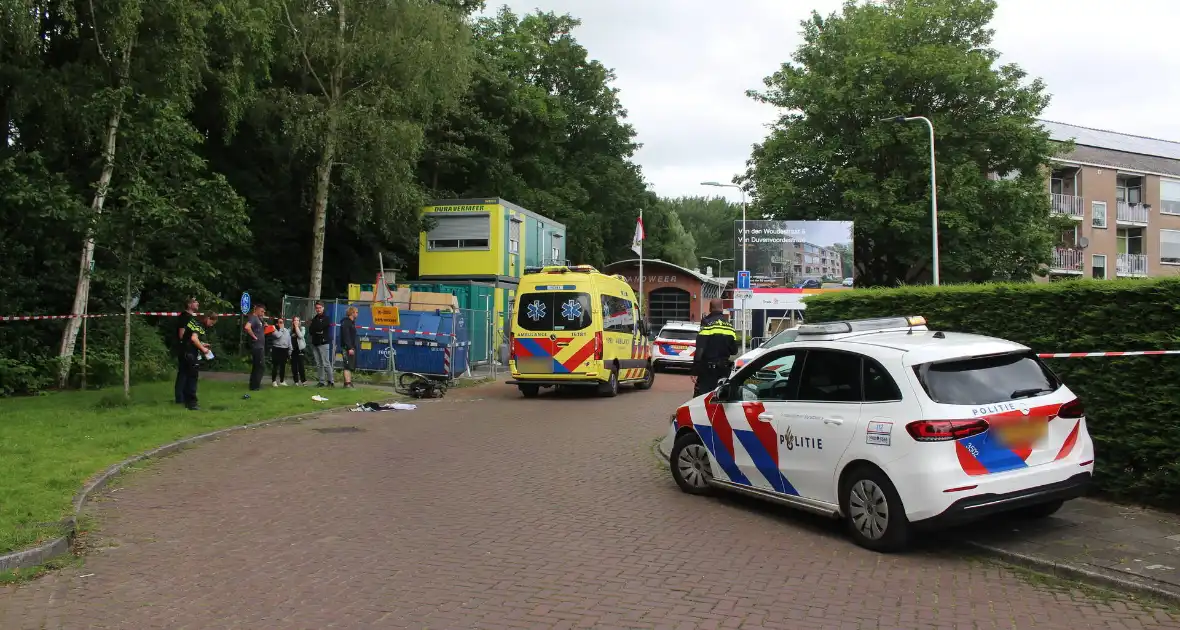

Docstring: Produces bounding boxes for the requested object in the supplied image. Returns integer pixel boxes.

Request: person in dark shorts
[340,306,358,388]
[174,297,198,404]
[244,304,268,391]
[179,312,217,410]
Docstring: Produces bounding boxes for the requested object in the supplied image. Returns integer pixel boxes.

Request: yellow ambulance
[507,264,655,398]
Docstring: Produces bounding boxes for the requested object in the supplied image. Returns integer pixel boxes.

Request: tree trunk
[122,272,132,398]
[57,44,133,387]
[306,0,347,300]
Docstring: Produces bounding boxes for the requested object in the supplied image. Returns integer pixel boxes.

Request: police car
[651,321,699,371]
[732,325,799,373]
[664,316,1094,552]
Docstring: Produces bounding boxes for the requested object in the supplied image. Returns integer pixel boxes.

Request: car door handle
[757,413,774,422]
[824,418,843,426]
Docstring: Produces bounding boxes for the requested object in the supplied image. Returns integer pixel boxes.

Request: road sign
[372,305,400,327]
[736,270,751,291]
[240,292,251,315]
[735,289,754,300]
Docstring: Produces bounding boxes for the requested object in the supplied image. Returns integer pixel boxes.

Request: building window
[1162,180,1180,215]
[550,233,562,263]
[426,214,491,251]
[509,218,521,255]
[1091,201,1107,228]
[1162,229,1180,265]
[1091,254,1106,279]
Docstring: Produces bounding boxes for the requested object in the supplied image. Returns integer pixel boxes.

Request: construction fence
[279,297,508,379]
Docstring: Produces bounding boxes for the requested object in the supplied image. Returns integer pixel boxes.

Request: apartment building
[769,241,846,282]
[1042,120,1180,280]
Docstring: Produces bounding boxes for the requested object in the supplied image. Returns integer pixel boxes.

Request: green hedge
[804,277,1180,508]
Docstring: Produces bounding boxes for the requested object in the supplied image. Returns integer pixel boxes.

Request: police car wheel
[840,465,910,552]
[518,384,540,398]
[597,369,619,397]
[670,432,713,495]
[634,364,655,390]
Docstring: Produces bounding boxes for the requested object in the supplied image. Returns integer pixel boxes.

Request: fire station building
[603,259,730,329]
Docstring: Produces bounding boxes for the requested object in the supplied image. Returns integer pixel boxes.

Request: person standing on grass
[289,315,308,386]
[269,317,292,386]
[340,306,359,388]
[309,301,334,388]
[180,313,217,410]
[174,297,199,404]
[244,304,268,391]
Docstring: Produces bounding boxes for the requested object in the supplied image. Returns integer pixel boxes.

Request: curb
[651,434,1180,605]
[0,406,348,573]
[966,541,1180,606]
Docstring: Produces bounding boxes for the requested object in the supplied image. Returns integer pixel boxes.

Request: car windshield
[658,328,697,341]
[914,350,1062,406]
[760,328,798,349]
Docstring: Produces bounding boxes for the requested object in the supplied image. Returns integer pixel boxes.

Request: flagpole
[638,208,644,327]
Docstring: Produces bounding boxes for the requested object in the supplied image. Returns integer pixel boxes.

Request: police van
[507,265,655,398]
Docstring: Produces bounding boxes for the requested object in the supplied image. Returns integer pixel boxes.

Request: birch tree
[275,0,474,299]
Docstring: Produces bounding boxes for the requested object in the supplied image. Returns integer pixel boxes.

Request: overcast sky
[481,0,1180,203]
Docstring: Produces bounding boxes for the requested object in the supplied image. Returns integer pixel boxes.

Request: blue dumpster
[321,303,395,371]
[390,309,469,377]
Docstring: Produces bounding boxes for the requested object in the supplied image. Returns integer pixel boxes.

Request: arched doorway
[648,287,691,330]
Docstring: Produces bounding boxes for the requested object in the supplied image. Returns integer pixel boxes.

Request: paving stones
[2,376,1178,629]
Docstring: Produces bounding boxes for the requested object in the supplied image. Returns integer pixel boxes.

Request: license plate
[517,357,553,374]
[672,345,687,351]
[994,419,1047,447]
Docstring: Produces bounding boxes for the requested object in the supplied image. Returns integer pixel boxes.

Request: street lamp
[702,180,749,352]
[880,115,940,286]
[700,256,733,277]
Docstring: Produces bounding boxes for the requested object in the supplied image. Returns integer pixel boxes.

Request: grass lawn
[0,378,362,556]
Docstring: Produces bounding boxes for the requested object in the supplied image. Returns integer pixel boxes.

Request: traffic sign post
[735,271,752,351]
[736,270,751,291]
[240,292,251,315]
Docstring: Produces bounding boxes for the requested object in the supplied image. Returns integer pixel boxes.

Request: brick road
[2,374,1177,629]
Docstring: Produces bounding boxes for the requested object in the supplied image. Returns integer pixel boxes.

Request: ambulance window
[516,292,592,332]
[601,295,636,333]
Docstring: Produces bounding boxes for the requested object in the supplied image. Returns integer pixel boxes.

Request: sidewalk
[954,496,1180,602]
[653,439,1180,602]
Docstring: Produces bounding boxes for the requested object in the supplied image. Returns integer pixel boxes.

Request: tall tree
[743,0,1066,286]
[419,8,652,268]
[274,0,475,299]
[658,196,743,273]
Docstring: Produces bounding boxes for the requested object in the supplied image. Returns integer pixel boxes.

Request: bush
[0,356,56,396]
[69,318,174,388]
[804,277,1180,508]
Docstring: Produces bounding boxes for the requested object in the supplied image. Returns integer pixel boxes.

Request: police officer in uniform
[174,297,199,404]
[179,312,216,410]
[691,298,739,397]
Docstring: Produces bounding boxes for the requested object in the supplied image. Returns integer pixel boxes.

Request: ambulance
[507,265,655,398]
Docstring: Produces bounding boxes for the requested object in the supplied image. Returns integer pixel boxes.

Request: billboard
[733,220,854,288]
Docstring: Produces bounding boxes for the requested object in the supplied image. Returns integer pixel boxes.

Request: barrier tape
[2,312,460,339]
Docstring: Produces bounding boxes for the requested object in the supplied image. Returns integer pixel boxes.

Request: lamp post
[880,115,940,286]
[702,181,748,352]
[700,256,733,277]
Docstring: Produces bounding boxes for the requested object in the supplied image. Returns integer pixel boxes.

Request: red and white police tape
[1036,350,1180,358]
[2,312,457,338]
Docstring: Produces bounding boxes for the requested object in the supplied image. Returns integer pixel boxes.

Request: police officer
[691,298,739,397]
[174,297,199,404]
[179,312,216,410]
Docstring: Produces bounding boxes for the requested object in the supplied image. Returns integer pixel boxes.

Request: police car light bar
[797,315,927,336]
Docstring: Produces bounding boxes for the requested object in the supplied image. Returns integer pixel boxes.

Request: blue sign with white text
[240,292,251,315]
[736,271,751,291]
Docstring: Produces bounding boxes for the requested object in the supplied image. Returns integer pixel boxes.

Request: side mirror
[714,377,730,398]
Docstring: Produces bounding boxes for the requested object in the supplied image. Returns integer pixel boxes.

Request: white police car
[664,316,1094,552]
[651,321,699,371]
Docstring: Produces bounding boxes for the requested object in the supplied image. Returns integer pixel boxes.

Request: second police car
[664,316,1094,552]
[651,321,700,371]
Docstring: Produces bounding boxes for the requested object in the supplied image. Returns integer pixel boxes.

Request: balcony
[1117,202,1149,225]
[1116,253,1148,277]
[1050,247,1084,274]
[1050,193,1084,219]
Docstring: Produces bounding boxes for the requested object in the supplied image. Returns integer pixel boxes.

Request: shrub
[804,277,1180,508]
